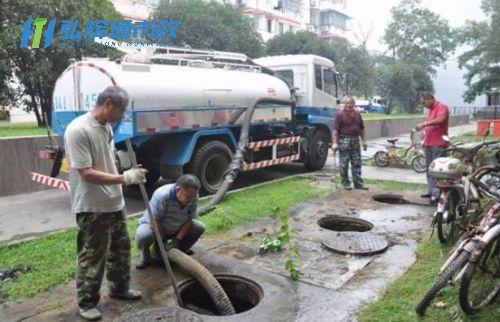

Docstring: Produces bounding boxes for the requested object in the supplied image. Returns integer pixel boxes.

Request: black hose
[167,248,235,315]
[197,97,294,216]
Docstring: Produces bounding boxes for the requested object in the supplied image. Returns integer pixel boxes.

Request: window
[314,64,323,90]
[267,19,272,33]
[274,70,294,88]
[323,68,337,97]
[279,23,284,34]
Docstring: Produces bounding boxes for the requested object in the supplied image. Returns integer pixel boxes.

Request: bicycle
[373,130,427,173]
[429,137,500,244]
[415,165,500,316]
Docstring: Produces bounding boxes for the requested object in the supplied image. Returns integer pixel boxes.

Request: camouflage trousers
[338,136,364,188]
[76,210,131,310]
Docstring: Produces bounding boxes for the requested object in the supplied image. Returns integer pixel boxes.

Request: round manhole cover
[322,231,389,256]
[117,308,203,322]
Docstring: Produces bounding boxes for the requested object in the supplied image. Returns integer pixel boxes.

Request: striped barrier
[247,136,300,150]
[242,154,300,171]
[30,172,70,191]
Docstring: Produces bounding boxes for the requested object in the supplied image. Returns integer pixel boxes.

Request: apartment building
[110,0,352,42]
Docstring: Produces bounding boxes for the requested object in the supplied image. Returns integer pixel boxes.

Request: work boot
[354,185,369,190]
[343,185,352,190]
[420,193,432,198]
[79,307,102,321]
[109,289,142,300]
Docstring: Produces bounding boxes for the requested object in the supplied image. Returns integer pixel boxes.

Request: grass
[364,178,427,192]
[0,122,48,137]
[363,112,424,121]
[359,237,500,322]
[0,177,327,302]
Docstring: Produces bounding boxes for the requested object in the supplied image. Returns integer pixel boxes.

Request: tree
[457,0,500,102]
[1,0,121,126]
[153,0,263,58]
[266,31,375,97]
[384,0,455,74]
[379,0,452,112]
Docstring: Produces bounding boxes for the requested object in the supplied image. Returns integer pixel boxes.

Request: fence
[450,105,500,119]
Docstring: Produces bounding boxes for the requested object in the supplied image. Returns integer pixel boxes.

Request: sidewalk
[0,122,477,245]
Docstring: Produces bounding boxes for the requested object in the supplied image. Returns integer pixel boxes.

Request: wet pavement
[0,178,435,322]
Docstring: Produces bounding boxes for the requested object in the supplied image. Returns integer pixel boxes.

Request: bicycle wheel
[374,151,389,167]
[436,191,459,244]
[459,236,500,314]
[411,155,427,173]
[416,251,470,316]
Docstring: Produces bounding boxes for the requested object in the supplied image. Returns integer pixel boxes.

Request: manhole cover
[317,215,373,232]
[372,194,410,204]
[117,308,203,322]
[322,231,389,255]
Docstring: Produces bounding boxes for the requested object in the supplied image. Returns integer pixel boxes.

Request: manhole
[117,308,203,322]
[372,194,410,205]
[317,215,373,232]
[322,231,389,256]
[179,274,263,316]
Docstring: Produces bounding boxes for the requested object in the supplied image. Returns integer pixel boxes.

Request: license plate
[60,157,69,173]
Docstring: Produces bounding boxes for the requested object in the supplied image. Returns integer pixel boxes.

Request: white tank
[52,59,292,136]
[52,59,291,112]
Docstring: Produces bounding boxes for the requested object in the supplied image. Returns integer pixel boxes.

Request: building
[110,0,353,42]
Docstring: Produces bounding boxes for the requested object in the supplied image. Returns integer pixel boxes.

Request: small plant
[258,204,301,280]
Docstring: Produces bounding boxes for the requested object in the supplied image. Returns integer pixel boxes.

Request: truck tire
[304,129,329,171]
[188,141,232,194]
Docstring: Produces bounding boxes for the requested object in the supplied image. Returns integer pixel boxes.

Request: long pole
[125,139,183,306]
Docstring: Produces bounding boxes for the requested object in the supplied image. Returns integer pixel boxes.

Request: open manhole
[179,274,263,316]
[317,215,373,232]
[322,231,389,256]
[372,194,411,205]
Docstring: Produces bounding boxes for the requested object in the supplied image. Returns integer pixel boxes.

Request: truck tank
[52,59,292,142]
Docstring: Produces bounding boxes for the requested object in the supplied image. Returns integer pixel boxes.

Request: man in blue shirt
[135,174,205,268]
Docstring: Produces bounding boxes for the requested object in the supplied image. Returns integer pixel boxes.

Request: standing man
[135,174,205,269]
[65,86,147,321]
[332,96,369,190]
[414,93,450,204]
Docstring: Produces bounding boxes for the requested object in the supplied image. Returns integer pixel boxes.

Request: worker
[332,96,369,190]
[135,174,205,269]
[64,85,147,321]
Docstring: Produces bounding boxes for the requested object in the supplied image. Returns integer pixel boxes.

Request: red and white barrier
[247,136,300,150]
[242,154,300,171]
[30,172,70,191]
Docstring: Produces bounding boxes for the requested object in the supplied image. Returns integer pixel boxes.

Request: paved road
[0,122,477,245]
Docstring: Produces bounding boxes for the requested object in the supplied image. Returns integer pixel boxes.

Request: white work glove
[123,167,147,185]
[362,140,368,151]
[332,143,339,152]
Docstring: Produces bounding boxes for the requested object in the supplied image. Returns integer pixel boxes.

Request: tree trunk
[30,92,42,126]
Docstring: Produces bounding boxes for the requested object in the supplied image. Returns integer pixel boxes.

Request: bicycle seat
[454,142,484,160]
[387,138,399,145]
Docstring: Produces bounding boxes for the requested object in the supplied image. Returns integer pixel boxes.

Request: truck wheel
[189,141,232,194]
[304,129,329,171]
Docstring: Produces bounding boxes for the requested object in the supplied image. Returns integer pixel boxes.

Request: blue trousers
[425,146,445,197]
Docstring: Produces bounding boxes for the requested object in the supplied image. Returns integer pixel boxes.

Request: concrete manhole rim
[372,194,411,205]
[317,215,374,232]
[178,273,264,316]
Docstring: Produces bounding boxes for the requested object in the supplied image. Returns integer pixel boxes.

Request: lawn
[0,177,328,302]
[359,235,499,322]
[0,122,48,137]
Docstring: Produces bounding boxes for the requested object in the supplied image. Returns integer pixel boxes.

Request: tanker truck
[33,45,341,194]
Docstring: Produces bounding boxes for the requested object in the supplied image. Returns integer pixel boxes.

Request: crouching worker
[135,174,205,269]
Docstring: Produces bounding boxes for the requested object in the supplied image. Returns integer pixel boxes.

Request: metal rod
[125,139,183,306]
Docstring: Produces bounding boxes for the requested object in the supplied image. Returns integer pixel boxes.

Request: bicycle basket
[411,130,424,149]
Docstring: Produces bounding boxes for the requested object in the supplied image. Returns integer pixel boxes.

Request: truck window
[274,70,294,88]
[323,68,337,97]
[315,64,322,90]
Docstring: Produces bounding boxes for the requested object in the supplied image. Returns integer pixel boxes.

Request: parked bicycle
[416,165,500,316]
[429,136,500,244]
[373,130,427,173]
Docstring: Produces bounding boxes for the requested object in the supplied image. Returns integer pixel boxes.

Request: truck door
[313,65,338,108]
